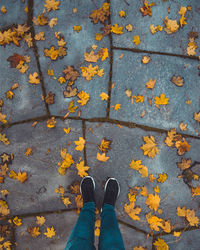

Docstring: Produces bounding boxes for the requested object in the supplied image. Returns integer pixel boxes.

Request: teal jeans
[65,202,125,250]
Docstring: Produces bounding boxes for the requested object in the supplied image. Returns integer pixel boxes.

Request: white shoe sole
[80,176,95,196]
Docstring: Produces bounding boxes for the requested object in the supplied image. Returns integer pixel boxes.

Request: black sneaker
[102,178,120,207]
[80,176,95,205]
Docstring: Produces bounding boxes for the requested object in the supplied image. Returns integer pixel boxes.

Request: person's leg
[65,201,96,250]
[65,176,96,250]
[98,178,125,250]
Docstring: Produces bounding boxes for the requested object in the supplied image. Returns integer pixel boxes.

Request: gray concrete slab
[110,50,200,137]
[0,0,27,29]
[0,119,83,215]
[33,0,110,118]
[85,122,200,233]
[15,211,77,250]
[110,0,200,56]
[160,229,200,250]
[0,43,47,123]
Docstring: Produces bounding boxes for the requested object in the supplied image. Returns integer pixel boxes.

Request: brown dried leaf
[63,86,77,98]
[63,66,80,81]
[176,158,192,170]
[170,75,184,87]
[45,92,55,104]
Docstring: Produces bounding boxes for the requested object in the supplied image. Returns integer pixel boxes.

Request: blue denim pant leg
[98,204,125,250]
[65,202,96,250]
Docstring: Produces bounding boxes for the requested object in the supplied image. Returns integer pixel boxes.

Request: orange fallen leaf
[16,171,27,183]
[44,226,56,238]
[140,135,159,158]
[96,152,110,162]
[146,79,156,89]
[145,193,160,212]
[74,137,85,151]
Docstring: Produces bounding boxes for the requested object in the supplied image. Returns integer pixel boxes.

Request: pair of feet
[80,176,120,207]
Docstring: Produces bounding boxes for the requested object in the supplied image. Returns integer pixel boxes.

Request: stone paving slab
[14,211,77,250]
[110,0,200,56]
[33,0,110,118]
[0,43,47,123]
[85,122,200,233]
[160,229,200,250]
[14,210,152,250]
[110,50,200,137]
[0,119,83,215]
[0,0,27,29]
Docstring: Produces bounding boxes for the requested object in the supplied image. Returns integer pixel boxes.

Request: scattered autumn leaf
[44,226,56,238]
[76,160,90,177]
[44,0,60,12]
[154,93,169,105]
[145,193,160,212]
[140,0,156,16]
[97,152,110,162]
[133,35,140,45]
[29,72,40,84]
[111,24,124,34]
[170,75,184,87]
[36,216,46,226]
[146,79,156,89]
[179,122,187,131]
[140,135,159,158]
[153,238,169,250]
[142,56,151,64]
[74,137,85,151]
[77,91,90,106]
[99,92,109,100]
[157,173,167,183]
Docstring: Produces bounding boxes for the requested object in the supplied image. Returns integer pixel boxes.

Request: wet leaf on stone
[170,75,184,87]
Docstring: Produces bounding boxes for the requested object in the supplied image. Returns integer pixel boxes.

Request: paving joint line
[117,219,149,235]
[82,120,87,166]
[1,116,199,140]
[106,0,113,118]
[27,0,50,117]
[113,46,200,61]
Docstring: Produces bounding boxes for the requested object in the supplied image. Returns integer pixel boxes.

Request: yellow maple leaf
[194,111,200,122]
[48,69,54,76]
[77,91,90,106]
[129,159,148,178]
[98,47,109,61]
[186,209,199,226]
[25,147,32,156]
[96,152,110,162]
[1,6,7,14]
[80,64,99,81]
[99,92,109,100]
[74,137,85,151]
[13,216,22,226]
[47,117,56,128]
[0,133,10,145]
[192,186,200,197]
[133,35,140,45]
[140,135,159,158]
[146,214,163,231]
[67,100,78,113]
[142,56,151,64]
[58,76,66,84]
[97,69,104,77]
[9,170,17,179]
[164,16,179,34]
[36,216,46,226]
[111,24,124,34]
[157,173,167,183]
[179,6,187,27]
[44,46,58,60]
[44,0,60,12]
[154,185,160,193]
[119,10,125,17]
[0,113,7,124]
[179,14,187,27]
[146,79,156,89]
[154,93,169,105]
[140,186,148,196]
[173,231,181,237]
[16,171,28,183]
[84,50,99,62]
[48,17,58,28]
[76,160,90,178]
[28,226,41,237]
[29,72,40,84]
[124,204,141,221]
[99,138,111,152]
[73,25,82,32]
[95,33,103,41]
[153,238,169,250]
[114,104,121,110]
[6,90,14,99]
[44,226,56,238]
[175,138,190,155]
[132,95,144,103]
[61,197,71,207]
[145,193,160,211]
[63,128,71,134]
[177,206,187,217]
[34,32,45,41]
[149,24,163,34]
